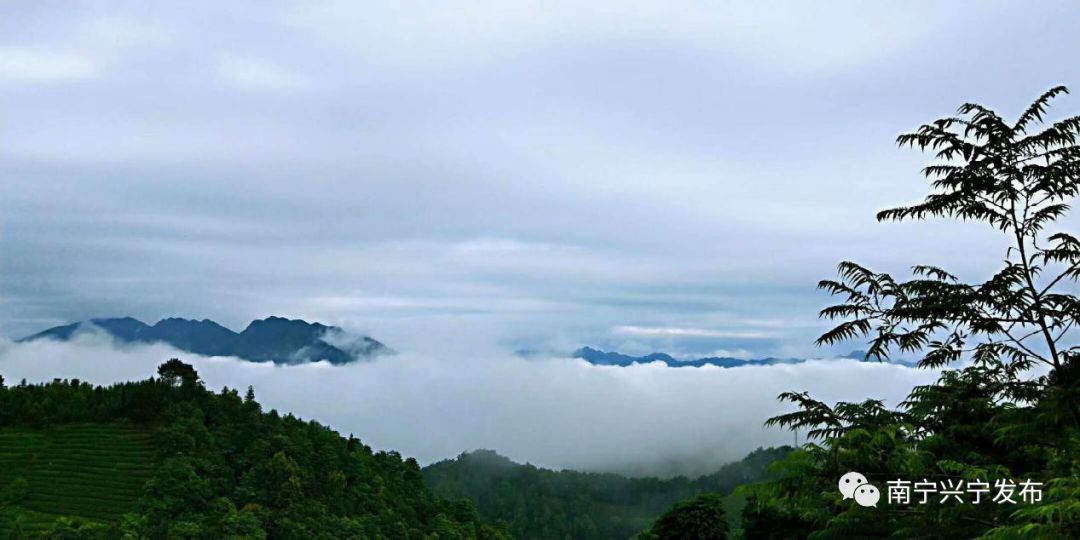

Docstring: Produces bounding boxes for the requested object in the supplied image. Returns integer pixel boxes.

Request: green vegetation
[0,423,155,535]
[422,447,787,539]
[0,361,509,539]
[741,88,1080,538]
[639,494,728,540]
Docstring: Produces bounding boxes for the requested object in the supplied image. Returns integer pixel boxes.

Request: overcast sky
[2,1,1078,358]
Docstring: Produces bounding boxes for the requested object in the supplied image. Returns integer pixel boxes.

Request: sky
[2,1,1079,359]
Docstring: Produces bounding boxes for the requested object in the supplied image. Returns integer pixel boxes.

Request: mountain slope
[147,318,238,357]
[20,316,391,365]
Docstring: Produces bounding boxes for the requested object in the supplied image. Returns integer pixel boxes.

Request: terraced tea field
[0,423,156,535]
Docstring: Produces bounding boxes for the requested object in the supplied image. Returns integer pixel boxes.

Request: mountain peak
[90,316,145,324]
[244,316,329,331]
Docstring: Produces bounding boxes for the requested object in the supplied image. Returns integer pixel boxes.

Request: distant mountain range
[572,347,915,368]
[20,316,391,365]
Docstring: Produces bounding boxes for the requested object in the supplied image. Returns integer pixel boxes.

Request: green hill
[422,447,790,540]
[0,423,155,535]
[0,361,508,539]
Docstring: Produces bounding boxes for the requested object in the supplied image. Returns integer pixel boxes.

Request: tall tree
[747,87,1080,538]
[816,86,1080,423]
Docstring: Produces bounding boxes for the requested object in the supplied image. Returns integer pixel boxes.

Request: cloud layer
[0,333,939,476]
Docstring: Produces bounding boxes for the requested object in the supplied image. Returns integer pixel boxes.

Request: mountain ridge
[20,316,391,365]
[572,346,916,368]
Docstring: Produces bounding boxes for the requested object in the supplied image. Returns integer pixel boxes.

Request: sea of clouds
[0,331,940,477]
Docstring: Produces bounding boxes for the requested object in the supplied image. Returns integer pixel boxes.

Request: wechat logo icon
[839,472,880,507]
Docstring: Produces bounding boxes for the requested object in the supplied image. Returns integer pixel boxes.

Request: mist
[0,330,941,477]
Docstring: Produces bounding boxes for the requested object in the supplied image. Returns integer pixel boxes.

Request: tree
[644,494,728,540]
[157,358,201,390]
[815,85,1080,423]
[749,87,1080,538]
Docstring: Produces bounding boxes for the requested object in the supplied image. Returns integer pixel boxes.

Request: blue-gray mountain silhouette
[21,316,390,365]
[572,347,913,367]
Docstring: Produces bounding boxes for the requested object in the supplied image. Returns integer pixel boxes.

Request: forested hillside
[422,447,789,539]
[0,361,507,539]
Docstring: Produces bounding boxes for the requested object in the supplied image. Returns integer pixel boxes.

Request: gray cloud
[1,1,1077,358]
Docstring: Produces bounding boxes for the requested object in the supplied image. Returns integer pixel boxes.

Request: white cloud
[80,18,174,50]
[450,238,578,255]
[0,334,939,476]
[215,54,312,93]
[0,48,101,83]
[286,1,982,77]
[613,325,774,340]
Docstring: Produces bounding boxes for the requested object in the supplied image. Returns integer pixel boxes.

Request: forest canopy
[0,360,509,539]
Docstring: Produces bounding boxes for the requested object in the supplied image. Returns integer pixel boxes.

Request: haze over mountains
[571,347,913,368]
[20,316,391,365]
[21,315,907,370]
